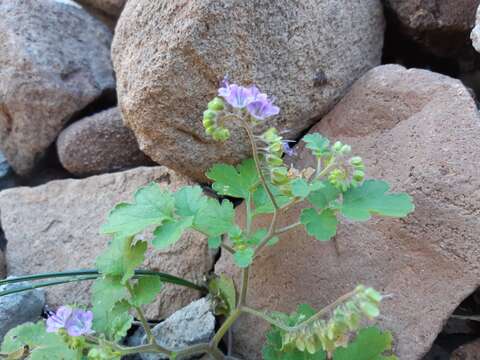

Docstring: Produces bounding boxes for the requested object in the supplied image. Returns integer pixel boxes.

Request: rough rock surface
[0,167,214,318]
[75,0,126,17]
[139,298,215,360]
[0,0,115,175]
[216,65,480,359]
[112,0,384,181]
[0,283,45,342]
[451,339,480,359]
[384,0,480,57]
[0,250,5,279]
[57,108,153,176]
[471,5,480,53]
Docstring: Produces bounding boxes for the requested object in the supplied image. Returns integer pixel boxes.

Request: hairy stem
[125,283,156,346]
[242,288,358,332]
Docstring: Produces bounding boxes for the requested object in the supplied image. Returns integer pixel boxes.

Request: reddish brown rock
[0,167,214,319]
[452,339,480,360]
[384,0,480,57]
[0,0,114,175]
[216,65,480,359]
[112,0,384,182]
[57,108,153,176]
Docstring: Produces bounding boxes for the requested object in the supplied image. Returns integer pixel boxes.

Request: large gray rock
[471,5,480,53]
[0,283,45,342]
[0,167,214,319]
[74,0,127,30]
[0,250,5,279]
[57,108,153,176]
[384,0,480,57]
[0,0,115,175]
[216,65,480,359]
[140,297,215,360]
[112,0,385,182]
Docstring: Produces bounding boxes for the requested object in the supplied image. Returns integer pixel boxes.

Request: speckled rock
[0,0,114,175]
[75,0,126,17]
[451,339,480,359]
[384,0,480,57]
[0,167,214,319]
[112,0,384,182]
[0,283,45,342]
[0,250,5,279]
[57,108,153,176]
[471,5,480,53]
[216,65,480,359]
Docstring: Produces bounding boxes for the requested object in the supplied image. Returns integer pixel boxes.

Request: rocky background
[0,0,480,359]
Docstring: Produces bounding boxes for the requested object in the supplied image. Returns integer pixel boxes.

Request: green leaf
[233,247,254,268]
[174,185,208,217]
[291,179,311,199]
[253,183,292,215]
[262,305,327,360]
[101,182,175,237]
[193,198,235,237]
[105,300,133,342]
[341,180,414,221]
[246,229,268,246]
[207,158,259,199]
[300,208,338,241]
[307,181,340,210]
[303,133,330,157]
[131,276,162,307]
[1,322,80,360]
[333,327,397,360]
[208,274,237,316]
[152,217,193,249]
[96,235,147,283]
[208,236,222,249]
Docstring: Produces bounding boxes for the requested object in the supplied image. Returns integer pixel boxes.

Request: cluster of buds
[203,97,230,141]
[304,134,366,191]
[261,128,296,195]
[281,285,382,356]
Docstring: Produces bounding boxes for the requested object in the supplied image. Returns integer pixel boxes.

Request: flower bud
[332,141,343,152]
[205,126,215,135]
[340,144,351,155]
[266,154,283,167]
[208,97,224,111]
[352,170,365,182]
[202,117,215,128]
[203,109,216,121]
[271,167,290,185]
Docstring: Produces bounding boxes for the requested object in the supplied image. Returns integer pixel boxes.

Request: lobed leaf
[303,133,330,157]
[333,327,397,360]
[207,159,259,199]
[193,198,235,237]
[100,183,175,237]
[341,180,414,221]
[131,276,163,307]
[153,217,193,249]
[307,181,340,210]
[233,248,255,268]
[300,208,338,241]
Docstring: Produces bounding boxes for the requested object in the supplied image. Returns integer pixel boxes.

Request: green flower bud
[340,144,351,155]
[332,141,343,152]
[205,126,215,135]
[266,154,283,167]
[349,156,363,167]
[352,170,365,182]
[271,167,290,185]
[202,117,215,128]
[203,109,216,121]
[208,97,224,111]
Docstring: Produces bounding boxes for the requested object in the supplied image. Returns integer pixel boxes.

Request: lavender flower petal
[65,309,94,337]
[282,141,296,156]
[247,99,280,120]
[46,306,72,333]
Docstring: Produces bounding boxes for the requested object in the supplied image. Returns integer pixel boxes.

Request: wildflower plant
[0,80,414,360]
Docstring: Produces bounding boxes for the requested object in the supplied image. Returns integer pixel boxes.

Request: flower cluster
[281,286,382,356]
[46,306,93,337]
[202,79,280,142]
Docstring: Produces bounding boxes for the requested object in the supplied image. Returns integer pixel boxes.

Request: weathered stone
[0,250,5,279]
[471,5,480,53]
[0,283,45,342]
[112,0,384,182]
[0,0,114,175]
[451,339,480,359]
[139,298,215,360]
[57,108,153,176]
[384,0,480,57]
[75,0,126,18]
[216,65,480,359]
[0,167,214,318]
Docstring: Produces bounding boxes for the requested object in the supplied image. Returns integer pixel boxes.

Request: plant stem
[211,308,241,347]
[239,268,249,305]
[242,288,358,332]
[275,221,302,235]
[245,193,253,236]
[125,282,156,346]
[221,243,235,254]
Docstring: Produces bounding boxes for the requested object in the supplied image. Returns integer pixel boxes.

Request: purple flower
[46,306,93,337]
[46,306,72,333]
[65,309,94,337]
[282,141,296,156]
[247,97,280,120]
[219,83,254,109]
